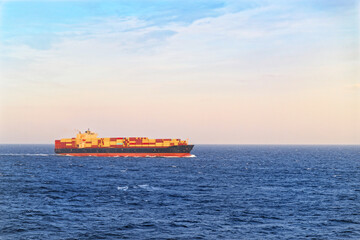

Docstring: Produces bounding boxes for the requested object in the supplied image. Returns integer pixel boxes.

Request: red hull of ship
[58,153,192,157]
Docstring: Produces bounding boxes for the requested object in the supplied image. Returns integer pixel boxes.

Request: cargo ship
[55,129,194,157]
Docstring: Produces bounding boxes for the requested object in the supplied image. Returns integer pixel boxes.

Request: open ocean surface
[1,145,360,240]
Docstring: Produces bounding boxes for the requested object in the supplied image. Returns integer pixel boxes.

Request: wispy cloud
[2,1,354,85]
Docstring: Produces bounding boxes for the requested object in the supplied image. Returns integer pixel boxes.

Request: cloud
[1,1,357,94]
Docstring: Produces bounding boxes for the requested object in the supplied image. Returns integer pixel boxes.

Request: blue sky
[1,0,225,48]
[2,0,356,50]
[0,0,359,143]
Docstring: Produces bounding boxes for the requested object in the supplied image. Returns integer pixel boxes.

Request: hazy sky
[0,0,359,144]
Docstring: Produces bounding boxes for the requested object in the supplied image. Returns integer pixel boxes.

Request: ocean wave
[0,153,52,156]
[117,186,129,191]
[155,155,196,158]
[117,184,161,192]
[138,184,161,191]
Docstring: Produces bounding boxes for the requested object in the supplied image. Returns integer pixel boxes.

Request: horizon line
[0,143,359,146]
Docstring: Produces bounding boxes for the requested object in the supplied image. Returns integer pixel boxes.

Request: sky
[0,0,359,144]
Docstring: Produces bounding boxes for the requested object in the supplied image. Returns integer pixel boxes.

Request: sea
[0,145,359,240]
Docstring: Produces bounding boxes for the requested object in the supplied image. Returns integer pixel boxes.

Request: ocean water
[0,145,360,240]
